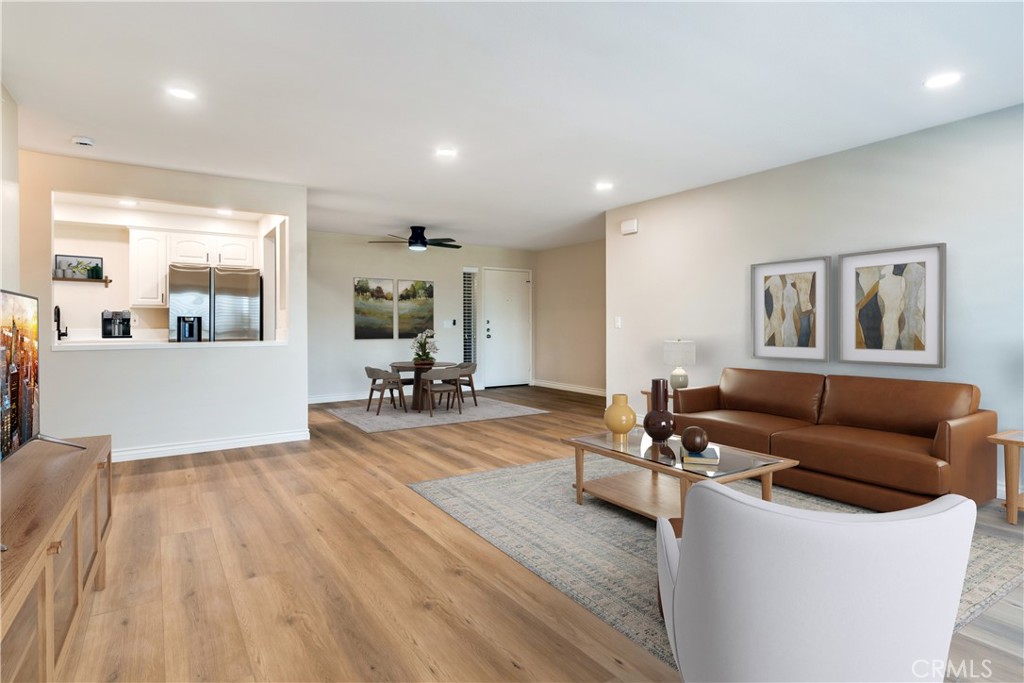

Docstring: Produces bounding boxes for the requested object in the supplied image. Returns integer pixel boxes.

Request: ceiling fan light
[408,225,429,251]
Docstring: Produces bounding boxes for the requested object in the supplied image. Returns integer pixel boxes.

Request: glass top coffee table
[562,427,799,520]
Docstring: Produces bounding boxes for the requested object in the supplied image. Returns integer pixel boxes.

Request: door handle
[486,334,492,339]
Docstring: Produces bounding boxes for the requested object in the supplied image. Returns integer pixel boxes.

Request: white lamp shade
[663,340,696,367]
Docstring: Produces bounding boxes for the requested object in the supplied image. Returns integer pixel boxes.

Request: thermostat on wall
[620,218,639,235]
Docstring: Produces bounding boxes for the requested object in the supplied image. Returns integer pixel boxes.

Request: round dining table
[390,361,457,411]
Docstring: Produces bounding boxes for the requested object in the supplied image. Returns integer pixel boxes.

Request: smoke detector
[71,136,95,147]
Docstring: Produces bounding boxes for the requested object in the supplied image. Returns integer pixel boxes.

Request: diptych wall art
[397,279,434,338]
[839,244,945,367]
[751,257,829,361]
[353,277,394,339]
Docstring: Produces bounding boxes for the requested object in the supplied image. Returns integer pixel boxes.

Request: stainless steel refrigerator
[168,264,262,341]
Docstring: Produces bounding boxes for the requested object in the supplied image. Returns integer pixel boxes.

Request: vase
[604,394,636,444]
[643,378,675,445]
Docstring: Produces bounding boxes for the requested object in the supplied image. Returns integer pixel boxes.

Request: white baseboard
[530,380,606,397]
[308,391,368,404]
[112,429,311,462]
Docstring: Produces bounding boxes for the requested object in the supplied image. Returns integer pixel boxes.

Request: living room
[2,3,1022,682]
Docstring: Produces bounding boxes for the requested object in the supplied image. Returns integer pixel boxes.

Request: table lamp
[663,340,696,390]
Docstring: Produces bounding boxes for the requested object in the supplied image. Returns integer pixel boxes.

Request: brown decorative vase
[643,378,675,444]
[681,426,709,453]
[604,394,637,444]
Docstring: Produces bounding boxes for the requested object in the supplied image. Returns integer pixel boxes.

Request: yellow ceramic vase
[604,394,637,443]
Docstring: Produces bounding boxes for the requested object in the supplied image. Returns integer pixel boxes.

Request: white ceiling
[3,2,1022,250]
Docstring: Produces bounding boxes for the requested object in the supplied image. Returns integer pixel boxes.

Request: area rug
[327,396,547,433]
[410,456,1024,667]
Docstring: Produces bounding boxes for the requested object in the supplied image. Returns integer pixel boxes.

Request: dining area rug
[326,396,546,433]
[410,455,1024,667]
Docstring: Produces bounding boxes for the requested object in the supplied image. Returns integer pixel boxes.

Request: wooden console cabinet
[1,436,112,682]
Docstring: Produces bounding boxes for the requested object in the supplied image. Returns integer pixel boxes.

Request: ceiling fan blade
[387,234,408,241]
[430,242,462,249]
[368,240,403,244]
[428,237,456,243]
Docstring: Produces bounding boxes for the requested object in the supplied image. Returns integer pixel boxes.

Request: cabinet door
[51,514,80,665]
[79,476,98,587]
[129,230,168,307]
[216,236,255,267]
[169,233,214,265]
[1,571,44,683]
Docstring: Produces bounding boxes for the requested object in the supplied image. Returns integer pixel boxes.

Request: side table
[987,430,1023,525]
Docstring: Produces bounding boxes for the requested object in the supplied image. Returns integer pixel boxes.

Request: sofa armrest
[933,409,998,505]
[672,385,721,414]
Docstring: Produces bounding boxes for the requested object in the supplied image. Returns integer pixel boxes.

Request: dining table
[390,361,458,411]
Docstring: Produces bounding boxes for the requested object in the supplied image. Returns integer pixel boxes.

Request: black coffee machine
[101,310,132,338]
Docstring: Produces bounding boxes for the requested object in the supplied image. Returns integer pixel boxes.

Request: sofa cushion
[674,410,813,454]
[771,425,949,496]
[819,375,980,438]
[719,368,825,423]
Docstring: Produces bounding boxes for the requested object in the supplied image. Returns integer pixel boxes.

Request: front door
[479,268,532,387]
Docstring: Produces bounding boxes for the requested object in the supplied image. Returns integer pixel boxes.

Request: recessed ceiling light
[924,72,962,90]
[216,209,233,217]
[595,181,614,192]
[70,135,95,147]
[118,199,138,207]
[166,87,197,100]
[435,147,458,159]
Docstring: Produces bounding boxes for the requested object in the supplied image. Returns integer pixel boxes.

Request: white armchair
[656,481,976,683]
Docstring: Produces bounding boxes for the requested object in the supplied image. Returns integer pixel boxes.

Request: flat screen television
[1,289,40,460]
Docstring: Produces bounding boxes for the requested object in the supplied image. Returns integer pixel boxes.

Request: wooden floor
[61,387,1022,682]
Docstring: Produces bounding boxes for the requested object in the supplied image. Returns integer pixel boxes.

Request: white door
[480,268,532,387]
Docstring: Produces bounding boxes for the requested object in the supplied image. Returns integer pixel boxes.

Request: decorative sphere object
[643,411,675,444]
[681,426,709,453]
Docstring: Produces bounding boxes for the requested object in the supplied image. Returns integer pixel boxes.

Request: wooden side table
[987,430,1024,525]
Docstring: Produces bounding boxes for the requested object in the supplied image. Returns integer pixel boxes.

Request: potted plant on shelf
[411,329,438,367]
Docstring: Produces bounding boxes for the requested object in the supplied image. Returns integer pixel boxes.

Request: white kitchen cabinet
[168,233,255,267]
[168,233,216,265]
[215,236,256,267]
[128,229,168,307]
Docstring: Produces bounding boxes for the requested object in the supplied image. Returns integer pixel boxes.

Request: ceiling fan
[369,225,462,251]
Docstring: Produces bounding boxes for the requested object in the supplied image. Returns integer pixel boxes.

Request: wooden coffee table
[563,427,798,520]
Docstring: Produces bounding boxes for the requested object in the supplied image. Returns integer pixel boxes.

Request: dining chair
[364,366,407,415]
[389,362,416,390]
[418,366,463,416]
[452,361,478,406]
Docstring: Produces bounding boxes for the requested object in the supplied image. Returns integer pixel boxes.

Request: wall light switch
[442,319,457,329]
[620,218,639,235]
[614,316,623,329]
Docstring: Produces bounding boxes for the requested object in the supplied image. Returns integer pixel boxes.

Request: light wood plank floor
[62,387,1022,682]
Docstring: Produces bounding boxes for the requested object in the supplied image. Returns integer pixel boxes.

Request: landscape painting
[353,278,394,339]
[397,279,434,339]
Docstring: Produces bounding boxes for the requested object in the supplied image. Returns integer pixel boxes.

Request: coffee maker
[101,310,132,338]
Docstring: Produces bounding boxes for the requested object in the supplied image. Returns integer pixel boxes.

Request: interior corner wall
[606,106,1023,491]
[19,151,309,460]
[533,239,606,395]
[1,84,19,289]
[307,230,535,403]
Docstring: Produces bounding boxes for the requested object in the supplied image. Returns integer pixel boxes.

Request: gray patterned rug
[327,397,546,433]
[411,456,1024,667]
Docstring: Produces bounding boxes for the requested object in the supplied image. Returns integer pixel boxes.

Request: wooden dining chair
[365,366,407,415]
[418,366,463,416]
[389,362,416,390]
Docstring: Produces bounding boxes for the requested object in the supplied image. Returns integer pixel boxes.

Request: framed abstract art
[751,256,829,361]
[838,243,945,367]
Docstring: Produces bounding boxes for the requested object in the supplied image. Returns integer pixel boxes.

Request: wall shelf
[52,276,113,288]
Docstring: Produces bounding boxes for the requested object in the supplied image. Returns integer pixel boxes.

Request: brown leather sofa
[672,368,997,511]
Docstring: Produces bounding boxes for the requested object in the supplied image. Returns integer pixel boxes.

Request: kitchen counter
[53,339,286,351]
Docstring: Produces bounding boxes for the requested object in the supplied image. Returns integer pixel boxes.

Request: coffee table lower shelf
[574,470,684,520]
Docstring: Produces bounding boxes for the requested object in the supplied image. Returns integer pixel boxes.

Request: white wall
[1,84,18,289]
[308,231,534,402]
[52,222,130,332]
[533,239,606,395]
[606,107,1023,491]
[20,151,309,460]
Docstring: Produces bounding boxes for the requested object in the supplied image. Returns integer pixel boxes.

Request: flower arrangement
[411,329,438,362]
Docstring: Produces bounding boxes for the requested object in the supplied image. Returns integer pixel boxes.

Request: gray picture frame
[838,243,946,367]
[751,256,829,361]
